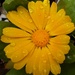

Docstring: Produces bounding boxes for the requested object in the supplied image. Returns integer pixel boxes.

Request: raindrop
[20,11,23,14]
[29,8,33,13]
[48,52,51,55]
[52,20,54,22]
[40,6,44,9]
[45,15,47,18]
[11,43,16,47]
[29,19,32,23]
[22,51,25,54]
[15,56,18,58]
[44,3,47,6]
[44,69,47,73]
[47,16,50,19]
[43,60,46,63]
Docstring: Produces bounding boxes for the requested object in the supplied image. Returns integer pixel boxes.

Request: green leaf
[0,21,15,36]
[0,41,9,62]
[3,0,28,12]
[60,63,75,75]
[65,43,75,63]
[58,0,75,23]
[6,68,25,75]
[6,68,32,75]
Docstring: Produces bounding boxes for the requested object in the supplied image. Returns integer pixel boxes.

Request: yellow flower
[1,0,74,75]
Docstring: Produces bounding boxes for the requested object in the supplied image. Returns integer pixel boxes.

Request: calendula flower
[1,0,74,75]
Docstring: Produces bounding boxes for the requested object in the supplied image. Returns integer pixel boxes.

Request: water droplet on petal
[29,8,33,13]
[48,52,51,55]
[52,20,54,22]
[47,16,50,19]
[29,19,32,23]
[20,11,23,14]
[43,60,46,63]
[15,56,18,58]
[40,6,44,9]
[42,54,44,57]
[45,15,47,18]
[44,69,47,73]
[11,43,16,47]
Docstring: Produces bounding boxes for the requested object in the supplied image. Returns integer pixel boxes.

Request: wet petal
[14,46,35,70]
[11,42,35,62]
[46,48,61,74]
[3,27,31,37]
[7,11,32,33]
[1,35,30,43]
[49,22,74,36]
[38,47,50,75]
[50,2,57,18]
[49,54,61,74]
[28,1,47,29]
[17,6,37,31]
[4,39,31,59]
[46,9,66,32]
[50,35,70,45]
[26,47,40,74]
[48,45,65,63]
[50,44,70,54]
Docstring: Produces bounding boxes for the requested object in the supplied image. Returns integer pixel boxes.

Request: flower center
[32,30,49,47]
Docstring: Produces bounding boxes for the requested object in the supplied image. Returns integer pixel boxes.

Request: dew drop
[43,60,46,63]
[47,16,50,19]
[52,20,54,22]
[44,3,47,6]
[22,51,25,54]
[44,69,47,73]
[40,6,44,9]
[42,54,44,57]
[48,52,51,55]
[15,56,18,58]
[29,8,33,13]
[45,15,47,18]
[11,43,16,47]
[29,19,32,23]
[20,11,23,14]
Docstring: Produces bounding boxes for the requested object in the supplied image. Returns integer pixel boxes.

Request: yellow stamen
[32,30,49,47]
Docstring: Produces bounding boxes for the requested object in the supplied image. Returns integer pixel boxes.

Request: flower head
[1,0,74,75]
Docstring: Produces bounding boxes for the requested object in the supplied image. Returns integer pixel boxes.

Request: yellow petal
[4,39,31,59]
[28,1,46,29]
[11,42,35,62]
[32,48,42,75]
[48,45,65,63]
[38,47,50,75]
[50,44,70,54]
[1,35,30,43]
[3,27,31,37]
[7,11,32,33]
[43,0,50,28]
[50,2,57,18]
[48,54,61,74]
[46,48,61,74]
[17,6,36,31]
[46,9,66,32]
[49,22,74,36]
[50,35,70,45]
[14,46,35,70]
[26,47,40,74]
